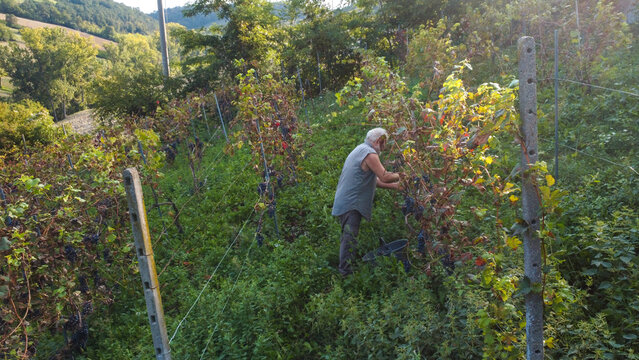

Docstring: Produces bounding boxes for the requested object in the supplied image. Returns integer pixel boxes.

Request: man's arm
[376,177,400,189]
[363,153,400,184]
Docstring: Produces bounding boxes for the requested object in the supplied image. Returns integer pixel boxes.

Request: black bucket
[362,239,410,271]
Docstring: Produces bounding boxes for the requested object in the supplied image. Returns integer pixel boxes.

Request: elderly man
[332,128,401,276]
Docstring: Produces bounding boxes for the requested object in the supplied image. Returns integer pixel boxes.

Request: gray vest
[332,142,378,220]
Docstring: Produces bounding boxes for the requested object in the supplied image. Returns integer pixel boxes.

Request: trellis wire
[156,158,253,277]
[168,205,257,344]
[552,78,639,98]
[560,144,638,175]
[155,156,252,250]
[198,236,257,359]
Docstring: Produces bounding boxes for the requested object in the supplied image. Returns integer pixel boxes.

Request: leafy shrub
[0,100,61,154]
[0,22,12,41]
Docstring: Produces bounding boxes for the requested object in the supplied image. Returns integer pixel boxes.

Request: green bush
[0,22,12,41]
[0,99,61,153]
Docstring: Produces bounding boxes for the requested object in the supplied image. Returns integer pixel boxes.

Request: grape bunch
[64,245,78,263]
[82,233,99,245]
[70,321,89,350]
[267,203,276,218]
[81,301,93,316]
[401,196,425,219]
[417,230,426,254]
[78,275,89,293]
[64,314,79,331]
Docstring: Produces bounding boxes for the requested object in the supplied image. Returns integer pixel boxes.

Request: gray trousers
[338,210,362,276]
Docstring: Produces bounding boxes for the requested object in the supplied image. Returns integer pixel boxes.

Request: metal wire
[168,205,257,344]
[552,78,639,98]
[559,144,638,175]
[198,235,257,359]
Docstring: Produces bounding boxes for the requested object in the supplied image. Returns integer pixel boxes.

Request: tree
[4,13,18,28]
[92,33,171,118]
[0,22,12,41]
[180,0,279,81]
[0,27,98,119]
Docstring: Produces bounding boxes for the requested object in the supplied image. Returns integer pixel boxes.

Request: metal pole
[255,119,280,239]
[201,104,211,137]
[214,94,229,143]
[296,67,309,126]
[157,0,170,77]
[575,0,581,48]
[123,168,171,360]
[518,36,543,360]
[66,154,74,170]
[554,30,559,182]
[316,51,322,93]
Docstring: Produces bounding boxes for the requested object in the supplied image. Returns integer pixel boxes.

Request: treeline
[0,0,156,39]
[151,5,225,29]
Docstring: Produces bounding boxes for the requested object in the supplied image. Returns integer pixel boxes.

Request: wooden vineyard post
[518,36,543,360]
[123,168,171,360]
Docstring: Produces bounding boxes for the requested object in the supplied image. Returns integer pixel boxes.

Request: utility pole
[157,0,170,77]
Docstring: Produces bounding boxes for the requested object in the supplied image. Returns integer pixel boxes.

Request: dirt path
[56,109,98,135]
[0,13,115,50]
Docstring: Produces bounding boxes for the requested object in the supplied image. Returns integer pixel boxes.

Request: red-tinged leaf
[282,141,288,149]
[439,114,445,125]
[475,257,487,266]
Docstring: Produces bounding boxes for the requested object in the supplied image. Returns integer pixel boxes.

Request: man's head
[366,128,388,153]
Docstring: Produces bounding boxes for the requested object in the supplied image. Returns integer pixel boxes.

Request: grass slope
[36,73,639,358]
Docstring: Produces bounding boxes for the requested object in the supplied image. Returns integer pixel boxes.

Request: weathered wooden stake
[123,168,171,360]
[518,36,543,360]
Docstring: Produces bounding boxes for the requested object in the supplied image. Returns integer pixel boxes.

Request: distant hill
[150,6,225,29]
[0,0,156,39]
[0,13,115,50]
[151,2,289,30]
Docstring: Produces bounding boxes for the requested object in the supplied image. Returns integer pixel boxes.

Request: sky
[114,0,343,14]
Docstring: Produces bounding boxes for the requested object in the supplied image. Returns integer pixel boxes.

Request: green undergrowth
[66,82,637,358]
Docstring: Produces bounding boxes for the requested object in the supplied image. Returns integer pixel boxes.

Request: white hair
[366,128,388,143]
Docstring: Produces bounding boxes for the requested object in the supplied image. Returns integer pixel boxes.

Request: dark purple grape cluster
[5,216,15,227]
[64,245,77,263]
[417,230,426,254]
[70,321,89,350]
[401,196,425,219]
[437,248,455,275]
[257,182,268,196]
[280,125,290,138]
[81,301,93,316]
[255,233,264,247]
[82,233,99,245]
[92,270,102,287]
[78,275,89,293]
[64,314,79,331]
[267,203,276,218]
[103,249,112,264]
